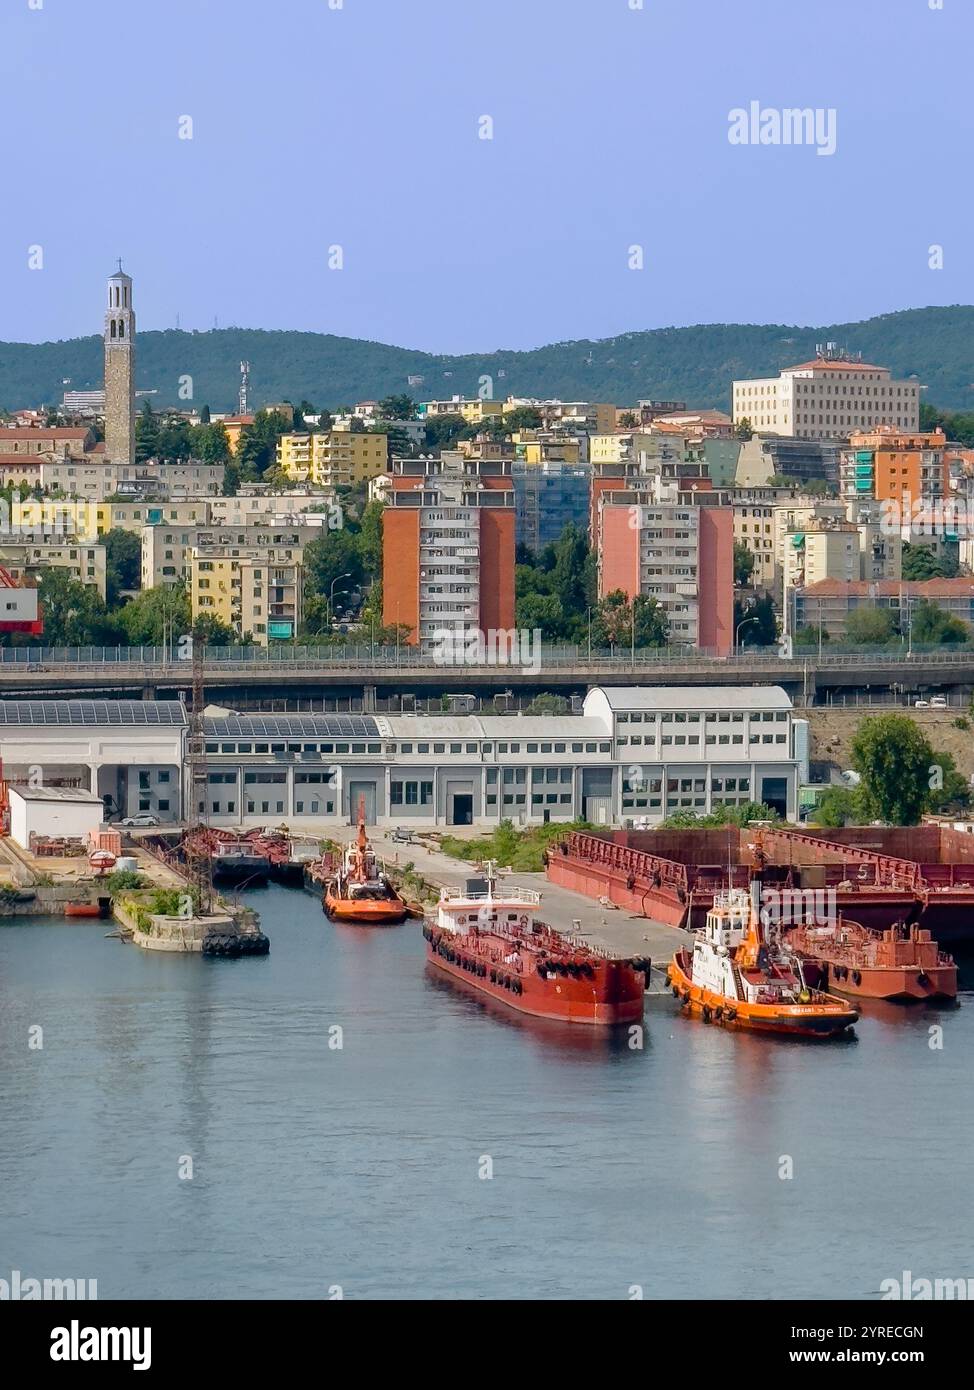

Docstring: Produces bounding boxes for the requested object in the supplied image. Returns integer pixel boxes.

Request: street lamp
[735,615,759,656]
[329,571,352,626]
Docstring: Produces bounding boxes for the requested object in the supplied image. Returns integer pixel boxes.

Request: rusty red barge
[548,824,974,945]
[425,864,649,1025]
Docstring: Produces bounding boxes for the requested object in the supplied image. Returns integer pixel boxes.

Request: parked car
[392,826,414,843]
[119,813,160,827]
[930,696,949,709]
[914,699,930,709]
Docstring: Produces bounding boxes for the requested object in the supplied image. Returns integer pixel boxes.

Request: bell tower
[104,260,135,465]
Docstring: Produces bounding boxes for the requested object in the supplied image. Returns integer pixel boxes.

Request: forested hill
[2,305,972,414]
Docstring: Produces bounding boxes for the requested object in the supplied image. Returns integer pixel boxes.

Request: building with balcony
[277,430,388,487]
[191,545,304,644]
[596,485,734,655]
[381,453,515,644]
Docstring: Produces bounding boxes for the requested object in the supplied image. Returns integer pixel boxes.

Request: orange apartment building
[597,488,734,655]
[840,427,950,505]
[382,454,515,644]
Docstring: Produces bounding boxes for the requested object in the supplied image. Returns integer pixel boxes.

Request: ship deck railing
[439,886,542,905]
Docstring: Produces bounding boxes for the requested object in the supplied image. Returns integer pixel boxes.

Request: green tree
[851,714,935,825]
[733,594,777,647]
[116,585,191,645]
[813,785,864,828]
[191,613,237,646]
[135,402,160,463]
[909,599,969,645]
[733,542,755,587]
[845,606,897,645]
[35,570,120,645]
[357,499,384,577]
[236,409,291,479]
[901,542,959,581]
[303,529,364,609]
[734,417,753,440]
[193,421,230,463]
[104,528,142,604]
[927,749,970,813]
[633,593,668,647]
[503,406,544,432]
[377,394,416,420]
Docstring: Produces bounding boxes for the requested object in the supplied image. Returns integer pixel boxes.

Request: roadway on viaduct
[0,649,971,704]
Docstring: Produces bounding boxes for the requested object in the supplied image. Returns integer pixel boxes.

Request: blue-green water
[1,884,971,1300]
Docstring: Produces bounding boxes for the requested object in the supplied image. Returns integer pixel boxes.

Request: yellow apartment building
[277,431,388,487]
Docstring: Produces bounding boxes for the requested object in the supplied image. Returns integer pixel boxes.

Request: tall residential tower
[104,262,135,465]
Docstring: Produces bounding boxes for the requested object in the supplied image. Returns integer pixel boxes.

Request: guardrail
[1,643,974,673]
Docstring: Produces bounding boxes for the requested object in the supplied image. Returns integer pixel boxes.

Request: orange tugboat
[787,919,957,1002]
[323,799,407,925]
[667,873,859,1039]
[424,863,647,1025]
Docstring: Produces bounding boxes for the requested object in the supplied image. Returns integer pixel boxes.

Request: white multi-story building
[733,349,921,440]
[0,688,802,830]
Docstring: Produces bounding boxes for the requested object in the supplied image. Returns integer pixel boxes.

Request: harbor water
[1,883,971,1300]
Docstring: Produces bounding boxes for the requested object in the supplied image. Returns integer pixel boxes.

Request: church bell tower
[104,261,135,465]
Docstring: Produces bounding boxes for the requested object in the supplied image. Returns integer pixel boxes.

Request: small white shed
[8,786,104,850]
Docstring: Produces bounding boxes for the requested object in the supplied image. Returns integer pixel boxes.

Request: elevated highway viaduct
[0,649,971,707]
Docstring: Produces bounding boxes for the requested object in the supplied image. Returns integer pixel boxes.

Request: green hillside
[2,305,972,414]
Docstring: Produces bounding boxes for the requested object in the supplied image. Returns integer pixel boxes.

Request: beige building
[277,431,388,487]
[419,398,504,425]
[782,512,900,633]
[589,431,686,467]
[145,523,321,590]
[0,539,107,598]
[191,545,304,644]
[104,266,135,465]
[733,351,921,441]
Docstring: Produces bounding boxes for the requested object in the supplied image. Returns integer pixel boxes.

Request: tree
[193,422,230,464]
[909,598,969,645]
[116,585,191,646]
[377,395,416,421]
[901,542,959,581]
[851,714,934,825]
[733,594,777,647]
[813,785,864,828]
[633,593,668,647]
[618,412,638,429]
[516,591,566,634]
[733,542,755,587]
[236,409,291,479]
[191,613,237,646]
[104,528,142,604]
[200,404,211,424]
[35,570,120,646]
[734,417,753,440]
[135,402,160,463]
[503,406,544,433]
[845,606,897,645]
[926,749,970,813]
[302,529,364,609]
[526,693,569,715]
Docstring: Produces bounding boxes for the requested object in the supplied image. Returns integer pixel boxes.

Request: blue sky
[2,0,971,351]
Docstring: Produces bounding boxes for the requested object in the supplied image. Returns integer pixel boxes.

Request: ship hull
[802,958,957,1002]
[324,891,407,925]
[668,952,858,1039]
[212,854,270,884]
[425,930,644,1026]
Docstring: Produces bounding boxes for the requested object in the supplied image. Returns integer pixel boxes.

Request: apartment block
[783,514,901,631]
[0,538,107,598]
[839,427,950,507]
[418,397,505,425]
[597,488,734,655]
[191,545,304,644]
[733,350,921,440]
[382,454,515,644]
[145,522,322,589]
[277,431,388,487]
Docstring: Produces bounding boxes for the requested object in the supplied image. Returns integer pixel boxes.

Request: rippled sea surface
[2,883,971,1300]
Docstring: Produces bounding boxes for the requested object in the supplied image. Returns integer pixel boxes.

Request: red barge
[787,919,957,1002]
[424,864,647,1025]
